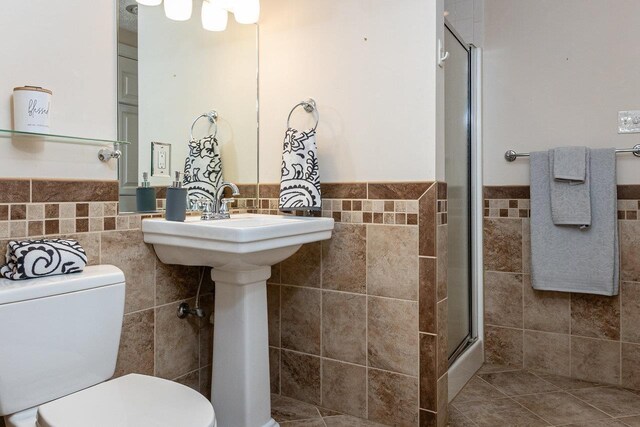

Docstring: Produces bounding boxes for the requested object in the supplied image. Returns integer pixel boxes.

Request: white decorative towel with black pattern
[183,135,224,204]
[1,239,88,281]
[280,128,322,211]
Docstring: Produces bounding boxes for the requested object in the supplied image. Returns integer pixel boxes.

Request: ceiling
[119,0,138,33]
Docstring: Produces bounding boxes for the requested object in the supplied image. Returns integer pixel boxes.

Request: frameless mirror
[117,0,258,212]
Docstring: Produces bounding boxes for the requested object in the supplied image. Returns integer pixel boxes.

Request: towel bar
[287,98,319,131]
[190,110,218,141]
[505,144,640,162]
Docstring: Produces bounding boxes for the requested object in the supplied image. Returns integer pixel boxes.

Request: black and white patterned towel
[183,135,224,205]
[0,239,87,281]
[280,128,322,211]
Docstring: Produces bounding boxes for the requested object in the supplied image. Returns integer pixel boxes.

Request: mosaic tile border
[253,198,421,225]
[483,198,640,220]
[0,201,144,239]
[484,199,530,218]
[437,199,448,225]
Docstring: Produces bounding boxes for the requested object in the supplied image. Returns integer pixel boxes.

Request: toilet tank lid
[0,265,124,305]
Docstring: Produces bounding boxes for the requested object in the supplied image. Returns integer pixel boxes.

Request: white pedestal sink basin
[142,214,334,427]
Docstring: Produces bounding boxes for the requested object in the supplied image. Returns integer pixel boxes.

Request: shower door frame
[445,21,475,364]
[444,20,484,399]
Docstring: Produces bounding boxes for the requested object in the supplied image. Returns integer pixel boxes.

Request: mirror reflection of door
[117,2,139,213]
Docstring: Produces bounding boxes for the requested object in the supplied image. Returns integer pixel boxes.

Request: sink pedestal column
[210,267,277,427]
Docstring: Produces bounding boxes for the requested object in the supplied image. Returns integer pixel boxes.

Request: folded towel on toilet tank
[0,239,87,280]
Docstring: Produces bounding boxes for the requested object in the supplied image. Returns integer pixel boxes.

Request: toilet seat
[36,374,216,427]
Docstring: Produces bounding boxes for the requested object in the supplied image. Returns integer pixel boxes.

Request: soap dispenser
[136,172,157,213]
[165,171,187,222]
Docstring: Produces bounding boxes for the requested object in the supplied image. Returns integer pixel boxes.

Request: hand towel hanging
[183,134,224,204]
[279,99,322,211]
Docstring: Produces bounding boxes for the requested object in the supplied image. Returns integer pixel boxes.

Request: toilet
[0,265,216,427]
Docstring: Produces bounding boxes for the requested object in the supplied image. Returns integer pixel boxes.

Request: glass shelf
[0,128,129,146]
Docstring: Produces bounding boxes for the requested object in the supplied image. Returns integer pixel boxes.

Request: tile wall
[483,185,640,389]
[0,179,449,427]
[0,179,214,399]
[261,182,449,427]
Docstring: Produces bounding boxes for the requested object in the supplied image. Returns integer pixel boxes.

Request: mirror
[117,0,258,212]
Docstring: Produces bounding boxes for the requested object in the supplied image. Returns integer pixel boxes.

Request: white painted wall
[138,4,258,186]
[259,0,444,183]
[0,0,117,180]
[483,0,640,185]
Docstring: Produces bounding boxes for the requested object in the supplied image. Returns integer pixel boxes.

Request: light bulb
[136,0,162,5]
[202,0,228,31]
[233,0,260,24]
[164,0,192,21]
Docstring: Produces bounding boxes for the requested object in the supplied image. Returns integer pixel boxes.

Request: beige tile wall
[483,185,640,389]
[0,179,449,427]
[262,181,449,427]
[0,179,214,400]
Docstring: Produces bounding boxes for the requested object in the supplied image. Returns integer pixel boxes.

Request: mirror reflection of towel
[279,128,322,211]
[183,135,224,204]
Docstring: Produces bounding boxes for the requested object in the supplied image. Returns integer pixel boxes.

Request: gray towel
[553,146,587,182]
[530,148,619,296]
[549,148,591,227]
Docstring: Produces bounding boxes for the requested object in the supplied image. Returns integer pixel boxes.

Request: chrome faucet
[198,182,240,220]
[214,182,240,219]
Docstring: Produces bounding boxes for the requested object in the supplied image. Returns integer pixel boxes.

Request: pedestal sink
[142,214,334,427]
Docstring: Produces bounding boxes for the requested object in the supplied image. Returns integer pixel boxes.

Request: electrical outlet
[618,111,640,134]
[151,142,171,177]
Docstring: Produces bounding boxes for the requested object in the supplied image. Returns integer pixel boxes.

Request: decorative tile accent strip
[437,199,448,225]
[484,199,530,218]
[255,198,420,225]
[484,197,639,220]
[0,201,144,238]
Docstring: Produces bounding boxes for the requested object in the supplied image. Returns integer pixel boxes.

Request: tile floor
[450,364,640,427]
[271,363,640,427]
[271,394,388,426]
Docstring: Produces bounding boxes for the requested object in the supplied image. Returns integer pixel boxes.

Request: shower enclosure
[444,21,483,391]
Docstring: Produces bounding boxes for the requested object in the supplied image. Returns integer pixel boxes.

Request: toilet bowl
[6,374,215,427]
[0,265,216,427]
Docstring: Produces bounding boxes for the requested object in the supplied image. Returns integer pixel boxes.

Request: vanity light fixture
[232,0,260,24]
[138,0,259,30]
[202,0,228,31]
[164,0,193,21]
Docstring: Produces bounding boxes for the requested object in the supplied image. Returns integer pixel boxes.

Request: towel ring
[190,110,218,141]
[287,98,319,131]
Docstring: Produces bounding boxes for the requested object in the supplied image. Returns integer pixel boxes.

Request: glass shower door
[444,23,473,362]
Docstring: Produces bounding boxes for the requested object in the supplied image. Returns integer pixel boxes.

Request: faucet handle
[218,198,236,217]
[199,198,216,220]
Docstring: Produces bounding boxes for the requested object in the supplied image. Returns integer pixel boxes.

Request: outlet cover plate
[618,111,640,134]
[151,142,171,177]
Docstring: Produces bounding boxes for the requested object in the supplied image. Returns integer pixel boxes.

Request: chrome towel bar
[190,110,218,141]
[287,98,319,131]
[505,144,640,162]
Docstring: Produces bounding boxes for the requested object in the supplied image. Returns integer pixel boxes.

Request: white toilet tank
[0,265,126,417]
